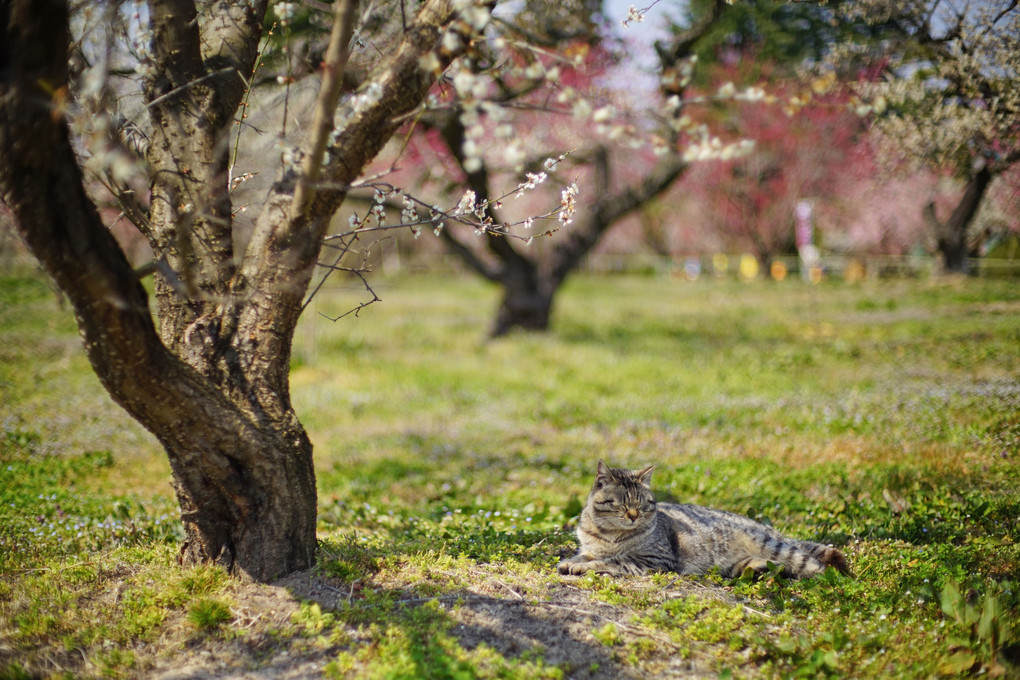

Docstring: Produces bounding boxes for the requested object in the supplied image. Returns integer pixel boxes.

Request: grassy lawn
[1,271,1018,678]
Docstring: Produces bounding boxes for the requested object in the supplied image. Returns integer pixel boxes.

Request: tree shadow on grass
[279,568,640,679]
[144,557,652,679]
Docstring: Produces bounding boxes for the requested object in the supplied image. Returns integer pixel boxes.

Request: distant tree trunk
[494,259,554,336]
[924,162,993,274]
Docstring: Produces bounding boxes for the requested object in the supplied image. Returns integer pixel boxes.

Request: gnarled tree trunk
[1,0,463,581]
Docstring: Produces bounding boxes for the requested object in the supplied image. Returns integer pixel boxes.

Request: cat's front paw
[560,561,596,575]
[559,558,628,576]
[557,559,585,575]
[557,552,593,575]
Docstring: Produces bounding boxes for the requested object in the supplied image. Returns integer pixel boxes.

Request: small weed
[939,580,1019,675]
[292,601,336,636]
[592,622,622,646]
[187,598,233,631]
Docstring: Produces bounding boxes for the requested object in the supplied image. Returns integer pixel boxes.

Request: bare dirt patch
[143,567,731,679]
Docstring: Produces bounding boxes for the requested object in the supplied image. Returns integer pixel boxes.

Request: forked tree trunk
[0,73,319,580]
[2,0,463,581]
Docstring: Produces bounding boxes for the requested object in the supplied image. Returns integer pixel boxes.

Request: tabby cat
[558,461,849,579]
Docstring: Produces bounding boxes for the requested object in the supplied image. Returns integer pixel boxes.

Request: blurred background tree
[391,0,734,336]
[839,0,1020,273]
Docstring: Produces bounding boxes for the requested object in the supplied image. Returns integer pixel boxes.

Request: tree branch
[549,150,687,288]
[439,223,502,282]
[291,0,359,221]
[147,0,206,95]
[229,0,466,406]
[654,0,728,66]
[141,2,271,347]
[198,1,272,125]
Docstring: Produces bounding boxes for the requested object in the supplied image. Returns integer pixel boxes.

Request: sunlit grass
[2,271,1018,678]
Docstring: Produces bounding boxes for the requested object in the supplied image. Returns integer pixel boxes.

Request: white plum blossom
[592,105,614,123]
[459,3,491,32]
[453,70,476,99]
[572,99,593,119]
[401,194,418,225]
[524,61,546,80]
[419,52,441,75]
[622,5,646,26]
[504,143,526,168]
[370,190,386,224]
[514,171,547,198]
[682,137,754,162]
[442,30,464,54]
[558,183,579,225]
[455,189,477,216]
[273,2,297,25]
[737,87,766,102]
[717,82,737,98]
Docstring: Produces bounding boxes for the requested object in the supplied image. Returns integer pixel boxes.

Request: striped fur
[558,461,849,579]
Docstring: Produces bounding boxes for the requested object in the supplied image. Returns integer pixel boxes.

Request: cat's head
[587,460,657,530]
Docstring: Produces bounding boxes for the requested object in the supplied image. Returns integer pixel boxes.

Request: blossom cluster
[834,0,1019,174]
[130,1,156,79]
[337,151,577,250]
[329,82,384,148]
[273,2,299,26]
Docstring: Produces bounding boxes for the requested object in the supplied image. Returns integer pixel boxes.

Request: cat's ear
[595,460,616,487]
[636,464,655,486]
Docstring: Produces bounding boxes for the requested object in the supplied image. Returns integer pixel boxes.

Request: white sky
[602,0,680,93]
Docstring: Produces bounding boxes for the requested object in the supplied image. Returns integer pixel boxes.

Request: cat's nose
[626,508,639,521]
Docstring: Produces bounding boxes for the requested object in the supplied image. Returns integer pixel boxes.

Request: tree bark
[1,0,315,582]
[1,0,462,581]
[923,162,993,275]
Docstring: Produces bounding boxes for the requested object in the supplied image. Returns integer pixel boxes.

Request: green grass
[1,271,1018,678]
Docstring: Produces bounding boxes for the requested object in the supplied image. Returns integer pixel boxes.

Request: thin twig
[230,23,275,185]
[742,605,771,618]
[142,67,234,112]
[494,580,525,600]
[315,267,381,322]
[290,0,359,221]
